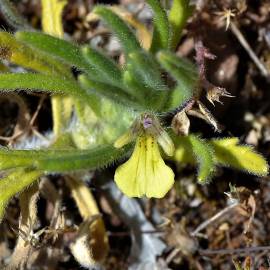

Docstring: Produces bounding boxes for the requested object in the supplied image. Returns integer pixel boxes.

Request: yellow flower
[114,134,174,198]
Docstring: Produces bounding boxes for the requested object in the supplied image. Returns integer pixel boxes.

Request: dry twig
[200,245,270,256]
[191,202,239,237]
[230,22,270,79]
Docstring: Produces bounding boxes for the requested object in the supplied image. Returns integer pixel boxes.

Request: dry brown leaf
[6,183,39,270]
[66,176,109,266]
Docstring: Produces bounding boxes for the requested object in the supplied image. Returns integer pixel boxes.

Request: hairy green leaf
[173,135,215,183]
[211,138,269,176]
[158,50,198,108]
[0,0,33,30]
[122,69,147,101]
[0,145,130,172]
[0,169,42,221]
[125,51,168,110]
[0,73,93,103]
[0,31,68,76]
[146,0,170,53]
[169,0,194,49]
[128,50,167,91]
[82,46,123,88]
[188,135,215,183]
[158,50,198,92]
[165,86,187,111]
[173,135,196,164]
[93,6,141,57]
[79,74,142,110]
[123,68,162,109]
[16,31,97,75]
